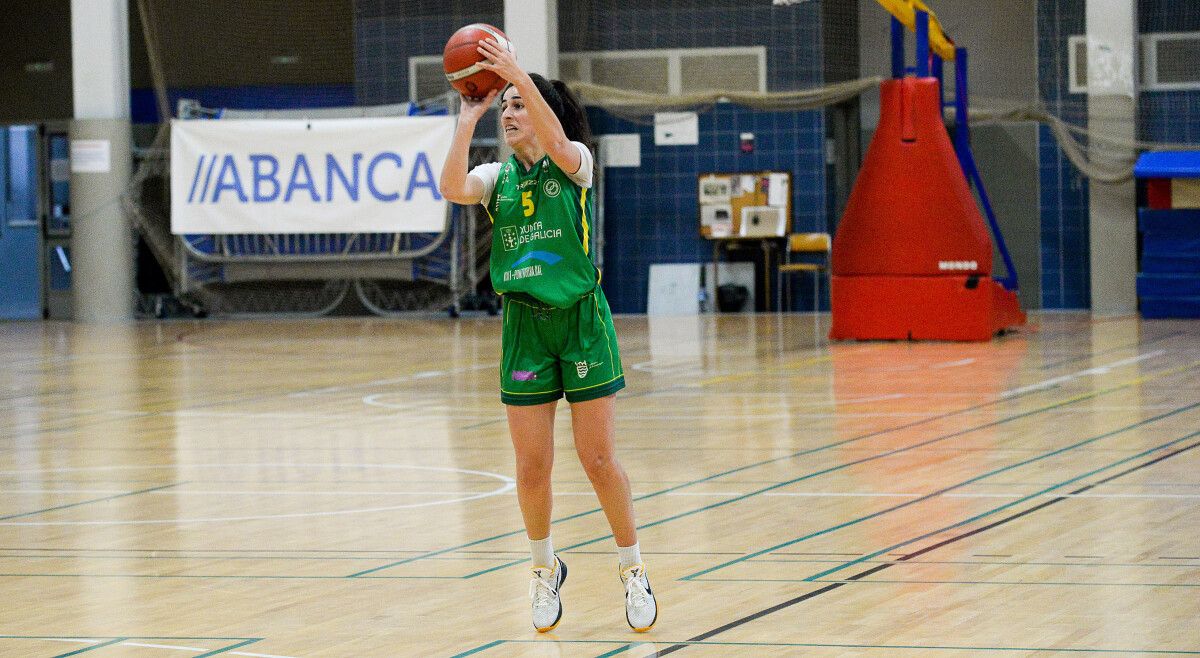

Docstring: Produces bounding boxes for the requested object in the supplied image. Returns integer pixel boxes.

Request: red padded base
[830,275,1026,342]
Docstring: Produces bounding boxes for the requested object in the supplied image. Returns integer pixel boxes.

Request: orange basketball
[443,23,513,100]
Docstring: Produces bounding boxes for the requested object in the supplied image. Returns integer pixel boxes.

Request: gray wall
[858,0,1038,129]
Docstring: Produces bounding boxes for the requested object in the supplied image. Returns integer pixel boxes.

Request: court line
[682,404,1200,580]
[1002,350,1166,397]
[751,558,1200,568]
[195,639,263,657]
[0,465,514,526]
[351,358,1198,578]
[290,362,497,397]
[804,433,1200,582]
[17,636,281,658]
[1038,330,1184,370]
[50,638,128,657]
[0,483,184,522]
[461,390,1196,579]
[350,387,1044,576]
[0,572,460,580]
[718,578,1200,588]
[642,434,1200,657]
[448,638,1200,657]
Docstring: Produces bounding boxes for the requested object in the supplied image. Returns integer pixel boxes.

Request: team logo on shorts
[575,360,603,379]
[500,226,518,251]
[543,179,561,198]
[512,370,538,382]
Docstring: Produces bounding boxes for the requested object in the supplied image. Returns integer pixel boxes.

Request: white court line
[34,638,300,657]
[1002,351,1167,397]
[172,410,498,421]
[290,363,496,397]
[123,641,207,652]
[0,464,514,526]
[931,358,976,369]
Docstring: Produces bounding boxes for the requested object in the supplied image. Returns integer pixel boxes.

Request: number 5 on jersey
[521,190,535,217]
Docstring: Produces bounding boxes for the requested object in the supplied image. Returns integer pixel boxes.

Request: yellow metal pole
[875,0,956,61]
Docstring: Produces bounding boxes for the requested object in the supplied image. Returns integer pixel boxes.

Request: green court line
[0,635,254,640]
[450,639,506,657]
[0,554,510,561]
[747,558,1200,568]
[51,638,128,657]
[682,405,1200,580]
[194,638,261,657]
[696,578,1200,588]
[462,387,1147,579]
[0,572,460,580]
[0,482,186,521]
[349,375,1067,577]
[448,638,1200,657]
[366,358,1196,579]
[803,429,1200,583]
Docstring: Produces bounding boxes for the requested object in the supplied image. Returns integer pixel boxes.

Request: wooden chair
[778,232,831,313]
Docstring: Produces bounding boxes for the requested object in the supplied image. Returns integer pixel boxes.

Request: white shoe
[530,555,567,632]
[620,563,657,632]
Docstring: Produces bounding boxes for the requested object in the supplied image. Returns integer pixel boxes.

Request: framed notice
[698,171,791,239]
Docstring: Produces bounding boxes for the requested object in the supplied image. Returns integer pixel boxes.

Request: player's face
[500,87,533,148]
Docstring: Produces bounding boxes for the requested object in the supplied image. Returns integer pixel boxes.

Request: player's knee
[578,449,615,480]
[515,451,553,484]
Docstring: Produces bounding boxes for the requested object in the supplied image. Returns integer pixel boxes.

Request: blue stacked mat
[1134,154,1200,319]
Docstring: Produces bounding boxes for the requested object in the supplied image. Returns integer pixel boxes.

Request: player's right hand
[460,89,498,123]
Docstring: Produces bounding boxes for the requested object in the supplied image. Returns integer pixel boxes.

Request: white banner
[170,116,454,234]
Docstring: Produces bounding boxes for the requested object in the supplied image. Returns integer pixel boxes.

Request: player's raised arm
[438,89,497,205]
[475,38,582,176]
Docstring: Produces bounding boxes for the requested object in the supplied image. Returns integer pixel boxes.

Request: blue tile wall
[354,0,827,314]
[1139,1,1200,146]
[355,1,503,106]
[1037,0,1200,309]
[592,104,825,314]
[1038,0,1090,309]
[562,0,826,314]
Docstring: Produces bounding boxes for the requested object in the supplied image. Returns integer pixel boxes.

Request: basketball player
[437,39,657,633]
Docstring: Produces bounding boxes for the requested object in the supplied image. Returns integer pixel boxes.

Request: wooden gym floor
[0,311,1198,657]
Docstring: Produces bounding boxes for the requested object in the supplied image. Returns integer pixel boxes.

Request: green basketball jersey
[480,150,598,309]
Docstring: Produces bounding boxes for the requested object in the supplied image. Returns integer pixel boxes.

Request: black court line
[0,483,185,521]
[349,383,1066,577]
[1038,330,1183,370]
[358,358,1199,578]
[643,436,1200,656]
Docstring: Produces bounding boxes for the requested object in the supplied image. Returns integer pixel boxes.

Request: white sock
[530,536,555,569]
[617,542,642,570]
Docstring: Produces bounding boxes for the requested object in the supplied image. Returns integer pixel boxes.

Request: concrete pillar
[504,0,558,79]
[70,0,134,323]
[1086,0,1138,315]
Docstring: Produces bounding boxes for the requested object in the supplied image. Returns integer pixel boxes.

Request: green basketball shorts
[499,286,626,406]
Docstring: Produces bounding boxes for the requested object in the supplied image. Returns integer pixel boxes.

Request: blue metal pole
[933,55,945,106]
[954,47,970,164]
[950,47,1020,291]
[891,17,905,78]
[915,10,930,77]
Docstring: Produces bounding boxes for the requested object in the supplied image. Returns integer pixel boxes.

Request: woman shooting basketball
[438,38,657,633]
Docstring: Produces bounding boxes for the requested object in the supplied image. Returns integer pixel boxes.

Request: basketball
[443,23,513,99]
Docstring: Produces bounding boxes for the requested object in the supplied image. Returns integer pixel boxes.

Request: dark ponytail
[508,73,593,147]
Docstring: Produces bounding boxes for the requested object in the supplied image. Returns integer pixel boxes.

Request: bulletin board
[698,171,792,239]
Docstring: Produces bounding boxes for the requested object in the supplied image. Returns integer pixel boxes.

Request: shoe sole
[535,558,568,633]
[628,611,656,633]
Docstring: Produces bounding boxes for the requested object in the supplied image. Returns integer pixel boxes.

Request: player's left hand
[476,38,525,85]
